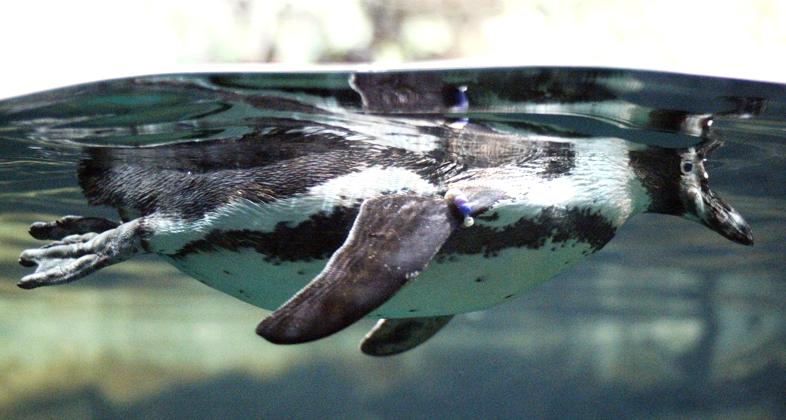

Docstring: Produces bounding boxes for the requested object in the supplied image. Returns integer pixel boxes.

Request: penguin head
[631,139,754,245]
[675,140,753,245]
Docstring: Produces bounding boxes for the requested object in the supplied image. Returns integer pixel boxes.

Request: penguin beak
[696,188,754,245]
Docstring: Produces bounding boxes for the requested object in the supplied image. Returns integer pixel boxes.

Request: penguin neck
[625,173,660,221]
[626,145,685,217]
[454,139,654,228]
[561,140,653,227]
[572,163,653,228]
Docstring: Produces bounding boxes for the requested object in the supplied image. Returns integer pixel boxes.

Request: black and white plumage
[17,74,753,355]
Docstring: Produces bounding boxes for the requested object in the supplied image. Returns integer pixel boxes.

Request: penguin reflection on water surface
[17,81,753,356]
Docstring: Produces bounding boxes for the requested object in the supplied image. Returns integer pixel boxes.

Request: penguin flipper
[360,315,453,356]
[256,194,462,344]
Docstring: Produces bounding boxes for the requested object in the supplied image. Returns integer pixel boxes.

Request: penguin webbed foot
[361,315,454,356]
[18,217,144,289]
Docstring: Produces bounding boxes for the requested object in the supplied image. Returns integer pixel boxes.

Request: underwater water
[0,67,784,419]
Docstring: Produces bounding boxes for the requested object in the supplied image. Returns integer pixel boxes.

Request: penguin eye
[681,161,694,174]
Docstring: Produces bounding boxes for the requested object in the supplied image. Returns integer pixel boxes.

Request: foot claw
[18,257,35,267]
[17,279,38,290]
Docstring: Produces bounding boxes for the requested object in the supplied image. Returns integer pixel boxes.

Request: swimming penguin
[17,73,753,356]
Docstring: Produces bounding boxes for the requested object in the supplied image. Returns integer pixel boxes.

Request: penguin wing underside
[255,194,462,344]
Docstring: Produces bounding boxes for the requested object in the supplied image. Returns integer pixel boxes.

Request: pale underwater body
[148,135,645,318]
[2,68,765,357]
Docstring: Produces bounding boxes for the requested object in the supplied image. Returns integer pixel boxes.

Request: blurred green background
[2,0,786,99]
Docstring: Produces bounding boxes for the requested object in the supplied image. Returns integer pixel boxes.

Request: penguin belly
[151,200,603,318]
[161,237,594,317]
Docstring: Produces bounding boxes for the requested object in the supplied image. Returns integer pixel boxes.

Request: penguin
[17,73,753,356]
